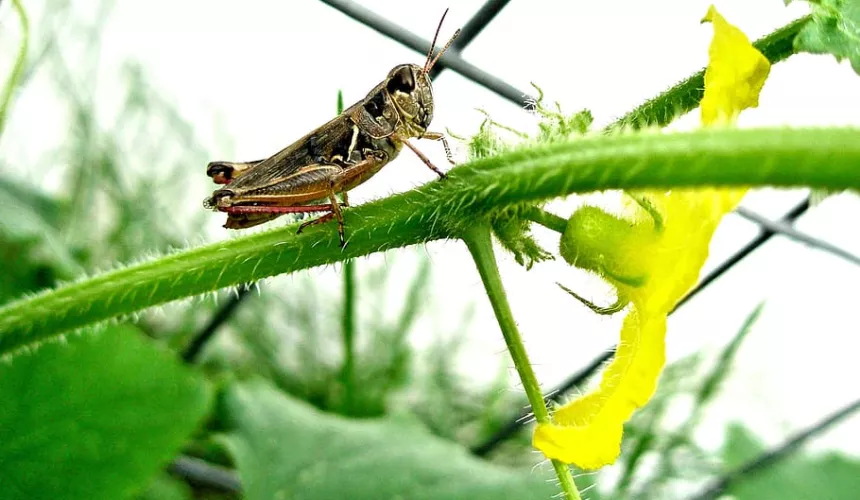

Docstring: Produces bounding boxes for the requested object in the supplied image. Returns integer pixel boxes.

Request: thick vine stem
[461,225,581,500]
[1,127,859,353]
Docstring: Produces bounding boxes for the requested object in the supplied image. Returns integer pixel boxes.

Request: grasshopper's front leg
[401,137,448,179]
[421,131,456,166]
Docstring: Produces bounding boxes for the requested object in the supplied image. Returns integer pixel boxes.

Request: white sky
[3,0,860,461]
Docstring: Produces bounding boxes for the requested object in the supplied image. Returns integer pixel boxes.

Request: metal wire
[319,0,532,105]
[735,206,860,267]
[181,285,250,363]
[687,395,860,500]
[428,0,512,79]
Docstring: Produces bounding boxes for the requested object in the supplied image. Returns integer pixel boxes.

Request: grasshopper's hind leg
[296,184,346,247]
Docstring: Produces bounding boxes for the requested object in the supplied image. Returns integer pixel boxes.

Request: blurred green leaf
[219,380,560,500]
[721,423,765,468]
[0,177,82,302]
[0,325,212,500]
[789,0,860,75]
[722,424,860,499]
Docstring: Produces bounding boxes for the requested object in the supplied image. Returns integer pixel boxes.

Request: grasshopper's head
[386,11,460,137]
[385,64,435,134]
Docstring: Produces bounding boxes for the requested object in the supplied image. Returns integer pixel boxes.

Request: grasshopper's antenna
[424,9,460,74]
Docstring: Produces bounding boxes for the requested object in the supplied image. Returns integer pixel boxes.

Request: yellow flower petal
[700,5,771,126]
[534,7,771,470]
[536,190,743,469]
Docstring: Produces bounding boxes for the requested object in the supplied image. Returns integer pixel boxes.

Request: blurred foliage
[720,424,860,500]
[1,1,858,499]
[218,380,560,500]
[0,326,211,500]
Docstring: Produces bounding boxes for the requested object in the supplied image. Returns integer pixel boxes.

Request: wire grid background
[5,0,860,465]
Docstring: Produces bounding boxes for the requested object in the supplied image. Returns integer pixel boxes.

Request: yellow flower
[533,5,771,470]
[700,5,771,126]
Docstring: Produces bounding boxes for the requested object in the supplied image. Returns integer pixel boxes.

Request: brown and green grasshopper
[203,11,460,247]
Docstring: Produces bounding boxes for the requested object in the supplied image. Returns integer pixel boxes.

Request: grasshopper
[203,10,460,247]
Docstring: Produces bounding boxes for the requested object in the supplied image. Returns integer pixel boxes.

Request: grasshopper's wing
[221,113,357,196]
[213,153,389,231]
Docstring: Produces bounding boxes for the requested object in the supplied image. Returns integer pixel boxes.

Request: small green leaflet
[787,0,860,75]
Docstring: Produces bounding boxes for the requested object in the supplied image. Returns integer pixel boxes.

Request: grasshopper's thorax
[385,64,434,138]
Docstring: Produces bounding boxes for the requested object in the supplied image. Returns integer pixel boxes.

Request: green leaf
[0,326,212,500]
[722,424,860,499]
[791,0,860,75]
[0,177,83,303]
[219,380,560,500]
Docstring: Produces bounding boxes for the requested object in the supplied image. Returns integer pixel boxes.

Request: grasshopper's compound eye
[386,66,416,95]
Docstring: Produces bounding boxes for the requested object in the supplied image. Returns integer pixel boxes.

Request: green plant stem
[461,225,580,500]
[1,126,859,353]
[340,258,356,411]
[608,15,809,130]
[0,0,30,140]
[522,207,567,234]
[335,88,356,412]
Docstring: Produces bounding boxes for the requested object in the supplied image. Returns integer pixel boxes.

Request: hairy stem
[461,225,580,500]
[1,127,859,353]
